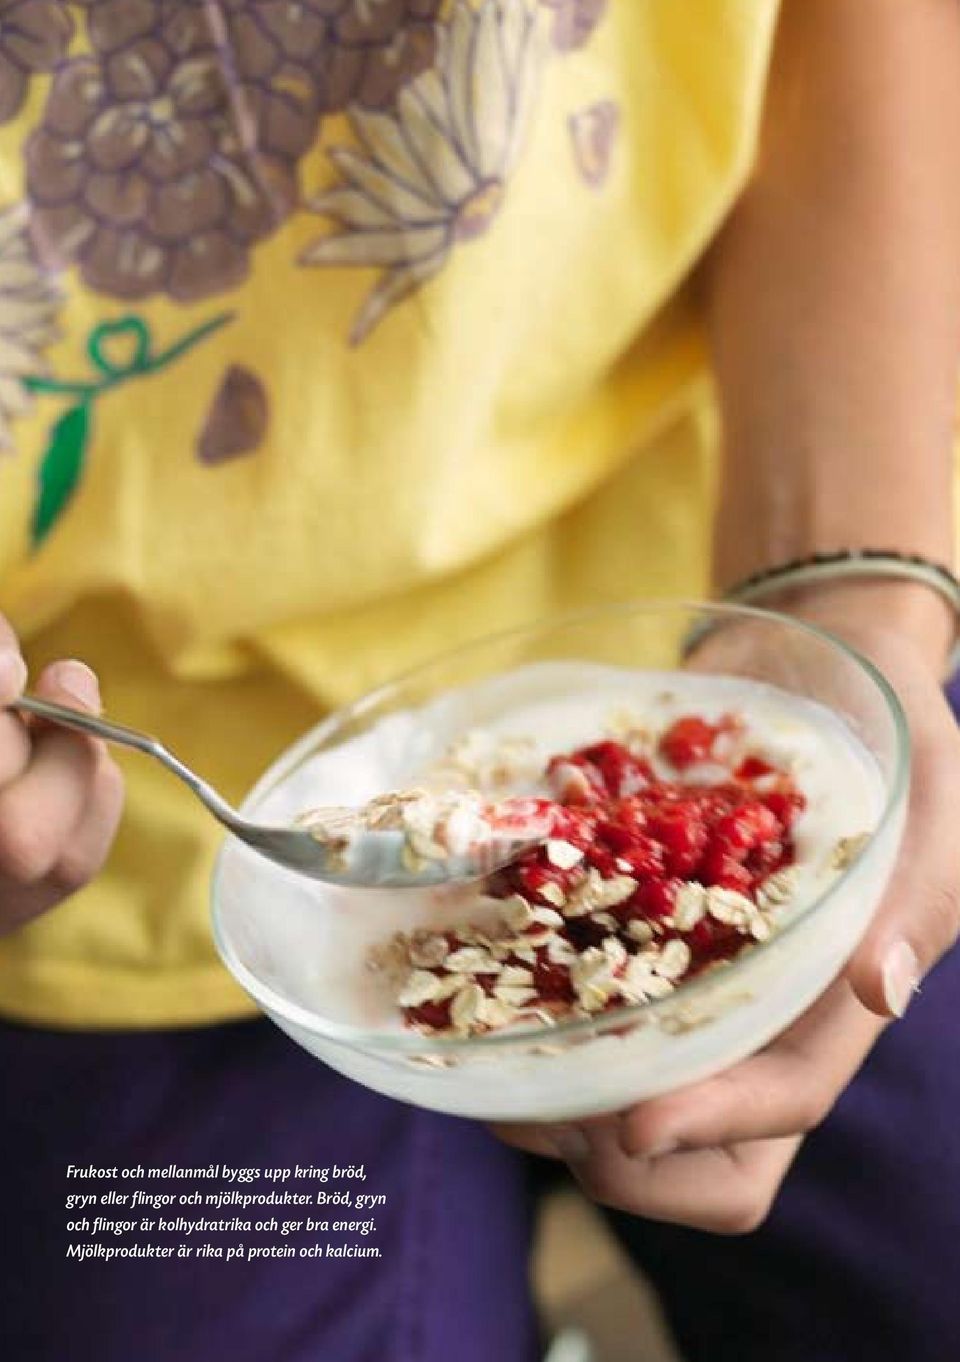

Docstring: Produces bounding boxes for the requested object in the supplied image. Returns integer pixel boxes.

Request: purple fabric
[946,667,960,715]
[2,1018,538,1362]
[610,678,960,1361]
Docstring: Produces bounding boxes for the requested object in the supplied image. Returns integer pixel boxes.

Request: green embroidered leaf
[31,400,91,547]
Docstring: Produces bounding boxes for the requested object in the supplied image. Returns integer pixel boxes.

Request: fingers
[0,657,124,935]
[0,664,102,882]
[618,979,882,1156]
[0,753,124,933]
[0,710,31,787]
[47,750,125,897]
[527,1115,803,1234]
[491,1121,579,1161]
[35,657,102,717]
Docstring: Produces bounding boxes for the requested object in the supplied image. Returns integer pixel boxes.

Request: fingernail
[619,1116,676,1160]
[51,660,101,712]
[0,649,27,701]
[882,940,921,1018]
[551,1125,590,1163]
[646,1136,678,1159]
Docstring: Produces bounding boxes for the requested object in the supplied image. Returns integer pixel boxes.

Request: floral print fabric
[0,0,617,536]
[24,1,444,302]
[0,0,72,124]
[302,0,544,344]
[0,203,61,449]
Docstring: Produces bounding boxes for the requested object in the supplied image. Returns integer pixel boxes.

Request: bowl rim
[210,599,910,1055]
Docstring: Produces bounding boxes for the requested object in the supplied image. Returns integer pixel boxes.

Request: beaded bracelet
[684,549,960,675]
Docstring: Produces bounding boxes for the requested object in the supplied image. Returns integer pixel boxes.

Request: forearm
[707,0,960,663]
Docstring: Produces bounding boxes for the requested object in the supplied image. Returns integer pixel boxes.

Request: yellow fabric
[0,0,781,1027]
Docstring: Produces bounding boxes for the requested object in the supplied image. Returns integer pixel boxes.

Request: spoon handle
[11,694,243,833]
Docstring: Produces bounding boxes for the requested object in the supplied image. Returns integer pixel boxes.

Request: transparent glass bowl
[211,602,908,1122]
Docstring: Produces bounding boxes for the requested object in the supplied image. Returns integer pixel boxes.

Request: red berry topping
[736,755,776,781]
[532,956,575,1003]
[762,786,807,831]
[648,810,708,877]
[406,1000,453,1031]
[659,714,739,770]
[396,718,808,1035]
[576,741,655,797]
[633,878,680,919]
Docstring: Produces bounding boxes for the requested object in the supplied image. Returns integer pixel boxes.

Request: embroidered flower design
[0,203,61,452]
[25,22,318,301]
[0,0,73,125]
[301,0,543,344]
[541,0,607,52]
[568,99,618,188]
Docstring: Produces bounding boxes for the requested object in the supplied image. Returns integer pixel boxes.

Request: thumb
[844,814,959,1019]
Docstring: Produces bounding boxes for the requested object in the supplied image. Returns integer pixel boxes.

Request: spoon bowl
[9,694,539,888]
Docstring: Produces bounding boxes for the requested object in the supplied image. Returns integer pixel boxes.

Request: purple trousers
[2,1019,538,1362]
[611,671,960,1361]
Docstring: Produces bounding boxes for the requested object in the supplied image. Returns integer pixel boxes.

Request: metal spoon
[10,694,542,888]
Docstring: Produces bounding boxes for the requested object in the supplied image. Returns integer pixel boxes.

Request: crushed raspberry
[406,999,454,1031]
[699,846,754,893]
[659,713,740,770]
[507,859,577,907]
[761,786,807,830]
[687,915,743,963]
[736,755,776,781]
[532,955,576,1003]
[575,741,656,797]
[713,802,779,854]
[631,877,681,920]
[647,811,708,878]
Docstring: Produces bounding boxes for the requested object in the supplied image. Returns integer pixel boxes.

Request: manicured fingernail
[551,1125,590,1163]
[0,649,27,701]
[882,940,921,1018]
[52,660,101,712]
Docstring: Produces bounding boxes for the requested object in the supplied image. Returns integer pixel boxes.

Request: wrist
[759,578,956,675]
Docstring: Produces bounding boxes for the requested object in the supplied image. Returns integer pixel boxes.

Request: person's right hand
[0,614,124,935]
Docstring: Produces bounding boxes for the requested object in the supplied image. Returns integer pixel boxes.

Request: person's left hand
[495,595,960,1232]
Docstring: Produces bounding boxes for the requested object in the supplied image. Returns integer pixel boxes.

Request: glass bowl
[211,601,908,1122]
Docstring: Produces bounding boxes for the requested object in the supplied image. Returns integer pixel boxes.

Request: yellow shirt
[0,0,780,1027]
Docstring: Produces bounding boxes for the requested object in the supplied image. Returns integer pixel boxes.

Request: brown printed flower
[74,0,163,53]
[25,30,318,301]
[294,0,442,112]
[541,0,607,52]
[79,0,442,113]
[0,0,73,125]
